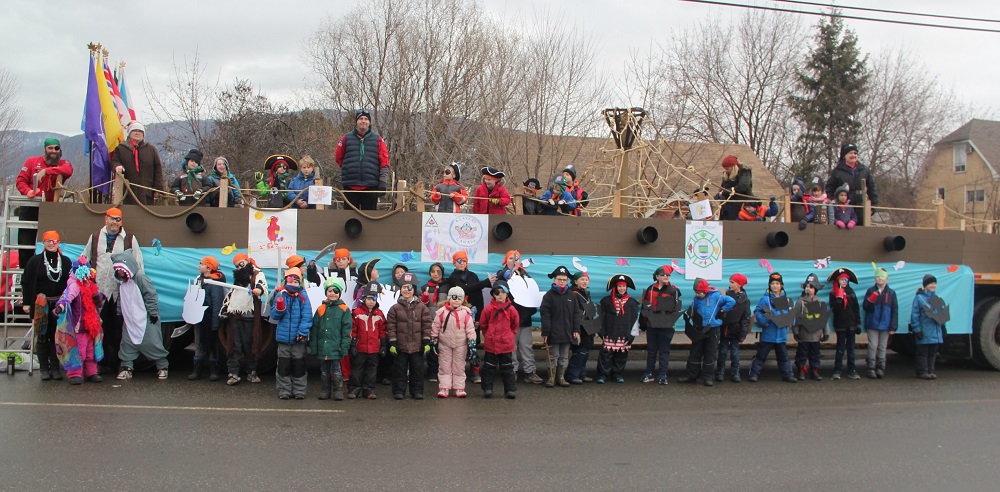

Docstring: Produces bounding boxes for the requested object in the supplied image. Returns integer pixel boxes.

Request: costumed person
[789,177,808,225]
[521,178,544,216]
[288,155,319,209]
[803,183,830,225]
[793,274,830,381]
[307,248,358,293]
[824,143,878,226]
[561,164,589,216]
[448,249,496,384]
[829,267,861,380]
[862,266,898,379]
[737,197,778,221]
[189,256,226,381]
[111,121,165,205]
[716,273,751,383]
[335,109,391,210]
[748,272,797,383]
[348,282,387,399]
[911,275,947,380]
[640,265,683,385]
[430,286,476,398]
[472,166,511,214]
[566,271,598,385]
[832,183,858,229]
[715,154,753,221]
[431,162,469,213]
[310,277,352,401]
[220,253,268,386]
[390,263,409,292]
[354,258,381,306]
[595,274,640,384]
[497,250,542,384]
[386,272,432,400]
[111,250,169,380]
[540,266,581,388]
[20,231,72,381]
[679,279,735,386]
[16,137,73,268]
[53,257,104,384]
[538,176,577,216]
[206,156,243,207]
[479,280,519,398]
[270,267,312,399]
[169,148,210,205]
[264,155,295,208]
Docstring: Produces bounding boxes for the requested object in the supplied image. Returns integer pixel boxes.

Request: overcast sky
[4,0,999,136]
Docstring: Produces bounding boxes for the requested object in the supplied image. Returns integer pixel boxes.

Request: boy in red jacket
[472,167,511,214]
[479,280,519,398]
[348,282,387,399]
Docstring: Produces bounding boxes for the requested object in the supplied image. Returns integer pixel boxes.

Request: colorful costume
[54,258,105,382]
[111,250,168,376]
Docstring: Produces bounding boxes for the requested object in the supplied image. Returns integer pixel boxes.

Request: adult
[715,155,753,221]
[206,156,244,207]
[169,149,210,206]
[20,231,72,380]
[825,143,878,226]
[335,110,390,211]
[81,207,144,370]
[16,138,74,267]
[112,121,164,205]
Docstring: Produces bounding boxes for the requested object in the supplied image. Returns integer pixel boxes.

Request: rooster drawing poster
[247,209,298,268]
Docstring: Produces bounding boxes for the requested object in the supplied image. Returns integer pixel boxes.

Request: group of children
[431,162,588,216]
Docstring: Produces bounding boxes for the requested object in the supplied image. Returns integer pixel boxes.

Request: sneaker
[295,394,306,400]
[831,372,841,380]
[731,374,741,383]
[867,370,878,379]
[811,370,823,381]
[875,368,884,379]
[747,375,758,382]
[116,368,133,380]
[226,374,241,386]
[570,378,583,385]
[846,371,861,380]
[472,375,482,384]
[68,377,84,385]
[455,389,468,398]
[278,394,290,400]
[247,371,261,383]
[614,377,625,384]
[524,372,544,385]
[365,393,377,400]
[412,393,424,400]
[658,376,668,385]
[595,377,606,384]
[641,372,655,383]
[504,391,516,399]
[582,377,594,383]
[157,370,169,380]
[437,388,449,398]
[929,373,938,379]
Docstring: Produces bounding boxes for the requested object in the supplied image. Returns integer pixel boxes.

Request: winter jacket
[832,202,858,226]
[803,194,830,224]
[717,165,753,221]
[386,296,432,353]
[540,286,582,344]
[336,129,389,189]
[863,285,898,332]
[829,286,860,332]
[825,160,878,209]
[790,190,808,223]
[640,283,682,329]
[287,172,318,208]
[431,179,468,213]
[754,291,793,344]
[169,166,211,205]
[598,293,640,341]
[691,289,736,329]
[111,139,164,205]
[351,305,387,354]
[480,298,519,354]
[447,268,491,322]
[910,290,945,345]
[431,304,476,348]
[310,299,352,359]
[472,183,511,214]
[565,182,589,215]
[792,296,829,342]
[538,189,577,215]
[521,188,545,216]
[270,288,312,344]
[737,199,778,221]
[266,170,291,208]
[720,289,751,340]
[16,156,73,201]
[197,272,227,330]
[420,279,449,308]
[21,250,72,313]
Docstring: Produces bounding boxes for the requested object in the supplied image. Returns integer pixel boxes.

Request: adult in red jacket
[111,121,164,205]
[472,167,512,214]
[16,138,74,267]
[479,281,519,398]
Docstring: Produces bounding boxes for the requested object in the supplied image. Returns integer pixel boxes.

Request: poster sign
[685,220,723,280]
[248,209,297,268]
[307,186,333,205]
[689,198,713,220]
[421,212,488,264]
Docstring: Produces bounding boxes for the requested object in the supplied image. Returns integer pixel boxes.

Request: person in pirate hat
[386,272,433,400]
[566,271,598,384]
[348,282,387,399]
[353,258,382,306]
[595,274,639,384]
[717,273,751,383]
[540,266,581,387]
[431,162,469,213]
[521,178,544,215]
[793,274,830,381]
[862,266,898,379]
[748,272,797,383]
[270,267,312,399]
[472,166,511,215]
[640,265,682,385]
[264,155,296,208]
[560,164,589,216]
[678,279,735,386]
[828,267,861,380]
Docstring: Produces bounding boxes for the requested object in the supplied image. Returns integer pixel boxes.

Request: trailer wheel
[972,297,1000,371]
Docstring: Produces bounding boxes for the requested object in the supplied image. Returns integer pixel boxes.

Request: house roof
[934,119,1000,178]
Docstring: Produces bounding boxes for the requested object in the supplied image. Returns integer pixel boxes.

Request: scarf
[613,292,631,316]
[185,165,205,191]
[118,277,148,345]
[551,283,568,294]
[132,146,140,173]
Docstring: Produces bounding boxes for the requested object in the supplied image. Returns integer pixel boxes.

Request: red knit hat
[721,155,739,168]
[729,273,748,288]
[695,279,711,293]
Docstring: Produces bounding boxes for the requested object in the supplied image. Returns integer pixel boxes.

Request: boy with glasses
[386,273,433,400]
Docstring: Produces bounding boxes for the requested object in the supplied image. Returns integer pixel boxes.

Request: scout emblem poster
[685,220,723,280]
[421,212,488,264]
[248,209,298,268]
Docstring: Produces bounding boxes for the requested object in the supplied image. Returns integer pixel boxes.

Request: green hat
[43,138,60,148]
[874,268,888,280]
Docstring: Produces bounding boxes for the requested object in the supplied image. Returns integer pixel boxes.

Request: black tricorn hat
[606,274,636,291]
[264,154,298,171]
[548,265,571,279]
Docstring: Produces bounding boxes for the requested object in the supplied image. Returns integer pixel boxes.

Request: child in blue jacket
[749,272,797,383]
[862,267,898,379]
[678,279,735,386]
[270,267,313,399]
[287,156,319,209]
[910,275,945,380]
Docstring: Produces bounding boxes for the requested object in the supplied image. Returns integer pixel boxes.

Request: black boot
[332,376,345,401]
[208,359,221,382]
[187,358,203,380]
[318,373,331,400]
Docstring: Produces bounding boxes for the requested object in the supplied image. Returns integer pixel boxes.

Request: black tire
[971,297,1000,370]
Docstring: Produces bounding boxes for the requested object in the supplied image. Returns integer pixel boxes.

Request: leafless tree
[142,49,217,153]
[0,66,23,186]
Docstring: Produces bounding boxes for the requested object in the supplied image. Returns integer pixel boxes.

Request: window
[954,144,967,173]
[937,187,946,200]
[966,189,985,203]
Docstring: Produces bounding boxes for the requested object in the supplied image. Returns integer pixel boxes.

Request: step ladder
[1,185,37,374]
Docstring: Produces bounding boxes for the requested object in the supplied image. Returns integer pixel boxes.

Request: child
[479,280,519,398]
[390,263,409,292]
[472,167,511,214]
[386,272,433,400]
[540,266,581,388]
[737,197,779,221]
[206,156,243,207]
[431,162,468,213]
[596,274,640,384]
[221,253,268,386]
[288,155,319,209]
[829,267,861,380]
[833,184,858,229]
[170,149,210,205]
[310,277,352,400]
[430,286,476,398]
[189,256,226,381]
[270,267,312,399]
[748,272,797,383]
[793,274,830,381]
[561,164,589,216]
[111,250,169,380]
[566,271,598,384]
[447,249,494,384]
[717,273,751,383]
[679,279,735,386]
[354,258,381,305]
[862,267,898,379]
[349,282,387,399]
[306,248,357,291]
[421,261,448,380]
[640,265,682,385]
[498,250,542,384]
[53,258,104,385]
[538,176,577,216]
[789,178,807,224]
[521,178,544,216]
[911,275,945,379]
[266,156,293,208]
[803,184,829,225]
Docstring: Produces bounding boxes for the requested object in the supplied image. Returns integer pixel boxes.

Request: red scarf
[132,146,140,173]
[613,292,631,316]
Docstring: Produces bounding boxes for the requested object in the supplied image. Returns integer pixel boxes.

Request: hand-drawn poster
[248,209,297,268]
[307,186,333,206]
[421,213,488,264]
[685,220,723,280]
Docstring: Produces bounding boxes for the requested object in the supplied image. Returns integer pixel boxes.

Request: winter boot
[797,365,807,380]
[318,374,331,400]
[188,357,203,380]
[208,359,221,382]
[715,367,725,382]
[876,360,885,379]
[545,369,556,388]
[557,366,570,387]
[810,368,822,381]
[332,376,345,401]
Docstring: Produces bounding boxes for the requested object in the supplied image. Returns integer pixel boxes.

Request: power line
[678,0,1000,34]
[775,0,1000,24]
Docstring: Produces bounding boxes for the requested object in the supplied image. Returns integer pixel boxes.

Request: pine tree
[789,11,868,180]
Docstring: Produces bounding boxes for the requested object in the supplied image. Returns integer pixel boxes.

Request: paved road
[1,352,998,490]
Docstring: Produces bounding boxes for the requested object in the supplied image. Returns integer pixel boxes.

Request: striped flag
[103,58,131,129]
[94,55,123,152]
[114,64,137,121]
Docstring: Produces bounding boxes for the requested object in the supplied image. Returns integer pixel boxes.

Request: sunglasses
[46,145,61,151]
[107,216,123,222]
[401,285,414,291]
[448,295,462,300]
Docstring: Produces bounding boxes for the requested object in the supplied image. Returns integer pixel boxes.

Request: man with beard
[16,138,74,268]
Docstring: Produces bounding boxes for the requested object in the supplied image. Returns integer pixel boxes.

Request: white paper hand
[182,280,208,324]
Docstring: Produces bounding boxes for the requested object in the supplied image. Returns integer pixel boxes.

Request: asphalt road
[1,351,998,490]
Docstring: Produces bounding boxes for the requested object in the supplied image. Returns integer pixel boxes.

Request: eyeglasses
[46,145,60,151]
[43,239,59,245]
[401,285,414,291]
[448,295,462,300]
[107,216,123,223]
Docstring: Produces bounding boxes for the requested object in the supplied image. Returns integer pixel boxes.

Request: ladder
[0,185,37,374]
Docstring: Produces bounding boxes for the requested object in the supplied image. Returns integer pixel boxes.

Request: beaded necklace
[44,250,63,282]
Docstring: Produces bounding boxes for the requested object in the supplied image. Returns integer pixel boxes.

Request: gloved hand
[193,190,202,199]
[547,199,555,206]
[389,345,398,356]
[490,198,500,205]
[150,315,158,324]
[847,220,856,229]
[914,331,923,341]
[821,334,829,342]
[836,220,846,229]
[854,327,862,335]
[53,304,64,315]
[349,338,359,357]
[423,343,431,354]
[557,199,566,206]
[377,180,388,192]
[467,338,476,352]
[867,292,879,303]
[379,340,387,357]
[275,295,286,312]
[175,190,184,199]
[700,326,711,335]
[798,220,808,231]
[430,337,439,354]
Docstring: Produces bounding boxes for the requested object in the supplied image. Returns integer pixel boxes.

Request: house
[916,119,1000,232]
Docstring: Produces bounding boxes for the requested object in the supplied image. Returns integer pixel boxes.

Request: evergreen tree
[788,11,868,179]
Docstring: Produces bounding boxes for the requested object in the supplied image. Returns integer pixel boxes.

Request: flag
[95,56,123,153]
[103,58,131,129]
[83,52,111,190]
[115,65,136,121]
